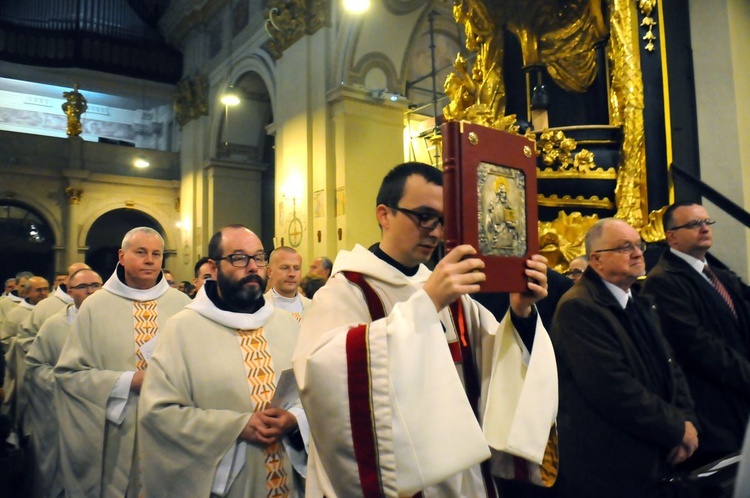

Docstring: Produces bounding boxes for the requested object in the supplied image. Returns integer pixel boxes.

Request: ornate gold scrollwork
[444,0,609,134]
[263,0,328,60]
[536,129,601,174]
[639,206,667,243]
[538,194,614,210]
[610,0,648,227]
[174,75,209,129]
[637,0,658,52]
[539,210,600,272]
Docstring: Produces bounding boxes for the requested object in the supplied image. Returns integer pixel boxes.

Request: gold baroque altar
[442,0,660,272]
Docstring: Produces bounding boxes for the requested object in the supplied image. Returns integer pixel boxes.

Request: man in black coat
[642,202,750,468]
[552,218,698,498]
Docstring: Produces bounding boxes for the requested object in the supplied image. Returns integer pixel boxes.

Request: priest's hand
[130,370,146,394]
[240,408,298,446]
[509,255,548,318]
[424,244,485,312]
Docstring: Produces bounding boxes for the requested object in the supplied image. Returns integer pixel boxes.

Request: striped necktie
[703,265,738,320]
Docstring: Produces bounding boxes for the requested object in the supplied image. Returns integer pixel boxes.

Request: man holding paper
[55,227,190,497]
[293,162,557,497]
[139,224,308,497]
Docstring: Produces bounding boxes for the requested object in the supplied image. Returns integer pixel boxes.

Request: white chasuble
[138,286,306,498]
[55,266,190,498]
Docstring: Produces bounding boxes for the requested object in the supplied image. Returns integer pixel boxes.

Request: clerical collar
[102,264,169,301]
[371,244,420,277]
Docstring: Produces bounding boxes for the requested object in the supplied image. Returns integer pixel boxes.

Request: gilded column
[608,0,648,227]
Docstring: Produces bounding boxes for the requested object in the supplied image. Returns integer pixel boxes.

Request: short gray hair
[584,218,616,256]
[121,227,164,250]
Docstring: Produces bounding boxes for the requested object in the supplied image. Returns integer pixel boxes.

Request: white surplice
[292,244,557,498]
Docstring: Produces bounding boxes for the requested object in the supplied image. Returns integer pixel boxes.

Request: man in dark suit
[552,218,698,498]
[642,202,750,468]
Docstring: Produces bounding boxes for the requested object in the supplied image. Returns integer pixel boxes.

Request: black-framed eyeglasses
[565,269,584,278]
[667,219,716,231]
[592,241,647,255]
[387,205,444,231]
[69,282,103,291]
[216,252,268,268]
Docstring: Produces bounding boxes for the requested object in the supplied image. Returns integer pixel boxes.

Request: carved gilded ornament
[444,0,608,132]
[443,0,648,266]
[263,0,328,60]
[638,0,658,52]
[609,0,648,227]
[62,84,87,137]
[65,187,83,205]
[639,205,667,243]
[174,75,209,129]
[539,211,600,272]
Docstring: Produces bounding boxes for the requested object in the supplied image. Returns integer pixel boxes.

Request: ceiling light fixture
[344,0,371,14]
[134,154,150,168]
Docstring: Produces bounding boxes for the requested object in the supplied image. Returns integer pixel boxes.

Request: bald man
[20,262,90,348]
[25,268,103,498]
[265,247,311,321]
[0,271,33,332]
[2,276,49,434]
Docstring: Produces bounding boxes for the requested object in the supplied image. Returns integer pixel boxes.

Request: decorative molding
[537,167,617,180]
[263,0,329,60]
[538,194,614,210]
[174,74,209,128]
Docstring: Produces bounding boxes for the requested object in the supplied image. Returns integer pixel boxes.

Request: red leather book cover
[442,121,538,293]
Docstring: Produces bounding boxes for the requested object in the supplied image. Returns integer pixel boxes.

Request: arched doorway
[216,71,275,250]
[85,209,166,278]
[0,201,55,280]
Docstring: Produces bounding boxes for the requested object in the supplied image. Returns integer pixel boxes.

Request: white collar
[8,293,22,303]
[331,244,433,286]
[669,247,708,275]
[102,264,170,301]
[186,285,274,330]
[602,279,632,309]
[66,303,78,324]
[53,285,74,304]
[271,287,299,303]
[19,299,36,310]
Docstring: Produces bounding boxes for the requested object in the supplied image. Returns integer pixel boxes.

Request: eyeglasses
[592,241,647,255]
[387,205,444,231]
[667,219,716,231]
[565,269,584,277]
[216,252,268,268]
[69,282,103,291]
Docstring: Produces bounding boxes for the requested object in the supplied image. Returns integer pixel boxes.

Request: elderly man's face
[589,221,646,291]
[26,277,50,305]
